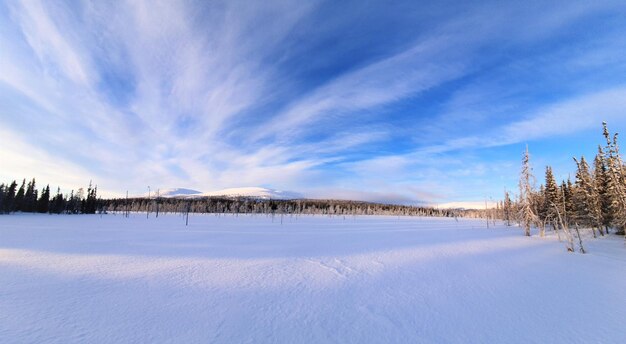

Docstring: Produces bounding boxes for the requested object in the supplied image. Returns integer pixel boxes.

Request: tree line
[101,196,477,218]
[0,179,99,214]
[0,177,485,218]
[0,178,481,217]
[499,122,626,251]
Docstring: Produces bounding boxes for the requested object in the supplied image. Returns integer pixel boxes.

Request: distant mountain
[201,187,302,200]
[144,188,202,198]
[141,187,301,200]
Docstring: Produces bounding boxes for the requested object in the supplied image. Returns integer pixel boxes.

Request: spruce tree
[23,178,37,212]
[518,146,537,236]
[593,146,611,234]
[15,179,25,212]
[37,185,50,213]
[573,156,602,237]
[602,122,626,235]
[0,183,5,214]
[544,166,560,230]
[84,182,97,214]
[559,180,575,228]
[4,181,17,213]
[503,190,513,226]
[535,184,547,236]
[51,187,65,214]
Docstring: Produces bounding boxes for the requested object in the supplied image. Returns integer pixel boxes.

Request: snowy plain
[1,213,625,343]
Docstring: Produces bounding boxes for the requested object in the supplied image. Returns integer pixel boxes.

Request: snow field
[1,214,625,343]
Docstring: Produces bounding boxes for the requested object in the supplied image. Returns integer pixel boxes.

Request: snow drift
[0,214,624,343]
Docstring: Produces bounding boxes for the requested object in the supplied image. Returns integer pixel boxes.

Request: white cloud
[9,0,93,86]
[2,0,626,204]
[424,86,626,154]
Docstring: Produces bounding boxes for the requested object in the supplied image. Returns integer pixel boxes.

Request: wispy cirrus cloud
[1,0,626,203]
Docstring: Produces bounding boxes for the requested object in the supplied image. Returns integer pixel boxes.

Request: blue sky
[1,0,626,206]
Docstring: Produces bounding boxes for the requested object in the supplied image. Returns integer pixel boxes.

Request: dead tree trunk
[574,223,586,254]
[553,202,574,252]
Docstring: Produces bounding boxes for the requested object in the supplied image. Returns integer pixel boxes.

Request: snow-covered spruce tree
[559,179,576,228]
[553,177,583,253]
[594,146,613,234]
[573,156,602,237]
[535,184,547,236]
[544,166,560,232]
[602,122,626,236]
[518,146,538,236]
[503,190,513,226]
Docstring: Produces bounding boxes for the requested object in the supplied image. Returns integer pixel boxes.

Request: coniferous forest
[0,179,470,218]
[2,122,624,241]
[0,179,99,215]
[497,122,626,251]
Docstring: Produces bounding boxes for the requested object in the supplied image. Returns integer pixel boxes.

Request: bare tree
[552,202,575,252]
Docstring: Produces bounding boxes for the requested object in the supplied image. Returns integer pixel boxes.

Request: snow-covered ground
[1,214,624,343]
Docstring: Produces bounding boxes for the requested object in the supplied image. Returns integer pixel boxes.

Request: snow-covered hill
[152,188,202,197]
[142,187,301,199]
[201,187,301,199]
